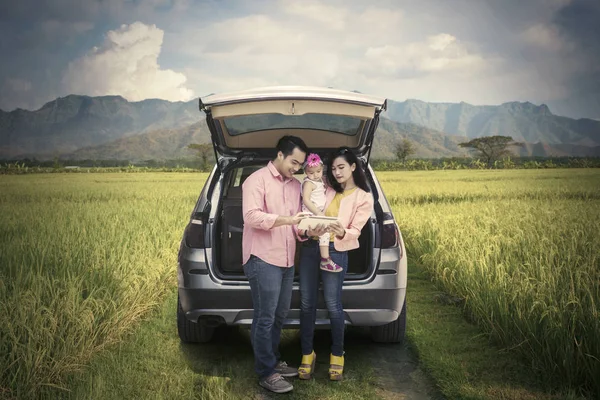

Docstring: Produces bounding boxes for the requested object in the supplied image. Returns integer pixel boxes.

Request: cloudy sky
[1,0,598,119]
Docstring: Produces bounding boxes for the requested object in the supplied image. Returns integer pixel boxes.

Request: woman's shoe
[328,354,344,381]
[298,351,316,380]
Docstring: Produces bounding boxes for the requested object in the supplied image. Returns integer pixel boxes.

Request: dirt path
[251,327,442,399]
[344,328,443,400]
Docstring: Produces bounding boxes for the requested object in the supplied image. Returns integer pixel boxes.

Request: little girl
[302,153,343,273]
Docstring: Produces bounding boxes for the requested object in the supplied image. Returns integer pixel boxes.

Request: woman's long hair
[326,147,371,193]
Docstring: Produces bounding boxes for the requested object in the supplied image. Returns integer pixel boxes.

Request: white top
[302,177,327,213]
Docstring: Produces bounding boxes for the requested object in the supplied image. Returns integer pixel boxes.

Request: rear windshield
[223,113,363,136]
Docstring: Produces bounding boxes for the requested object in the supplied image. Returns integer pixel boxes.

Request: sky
[0,0,599,119]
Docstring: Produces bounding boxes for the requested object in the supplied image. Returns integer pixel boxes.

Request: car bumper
[179,284,406,328]
[179,239,407,328]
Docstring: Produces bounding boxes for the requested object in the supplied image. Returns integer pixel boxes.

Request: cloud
[41,20,95,37]
[363,34,485,76]
[62,22,194,102]
[549,0,600,118]
[5,78,32,92]
[1,0,598,119]
[0,78,35,110]
[522,24,564,51]
[282,1,348,30]
[194,3,572,109]
[167,7,494,104]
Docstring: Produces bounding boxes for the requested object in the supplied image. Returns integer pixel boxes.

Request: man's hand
[307,223,328,237]
[289,212,310,225]
[274,212,309,228]
[328,221,346,239]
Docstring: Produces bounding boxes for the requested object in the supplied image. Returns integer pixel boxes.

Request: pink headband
[304,153,322,168]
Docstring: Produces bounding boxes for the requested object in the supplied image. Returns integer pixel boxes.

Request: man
[242,135,322,393]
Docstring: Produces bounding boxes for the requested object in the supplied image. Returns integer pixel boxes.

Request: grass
[378,169,600,398]
[406,262,583,400]
[64,290,385,400]
[0,173,208,399]
[1,169,598,399]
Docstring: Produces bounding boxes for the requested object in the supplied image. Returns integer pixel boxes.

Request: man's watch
[300,230,309,239]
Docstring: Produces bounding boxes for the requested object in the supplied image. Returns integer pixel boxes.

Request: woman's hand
[328,221,346,239]
[307,224,327,237]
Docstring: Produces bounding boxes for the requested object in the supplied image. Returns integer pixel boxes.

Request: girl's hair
[326,147,371,193]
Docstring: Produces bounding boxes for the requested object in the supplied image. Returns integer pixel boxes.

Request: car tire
[177,294,215,343]
[370,298,406,343]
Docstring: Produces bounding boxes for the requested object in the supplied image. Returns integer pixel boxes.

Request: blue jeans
[243,255,295,379]
[299,240,348,357]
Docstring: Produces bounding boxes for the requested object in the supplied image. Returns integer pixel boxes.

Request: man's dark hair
[326,147,371,193]
[276,135,309,158]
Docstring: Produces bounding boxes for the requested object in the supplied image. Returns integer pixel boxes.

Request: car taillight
[185,212,207,248]
[381,212,399,249]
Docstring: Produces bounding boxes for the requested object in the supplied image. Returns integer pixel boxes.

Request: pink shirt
[323,186,374,252]
[242,161,302,267]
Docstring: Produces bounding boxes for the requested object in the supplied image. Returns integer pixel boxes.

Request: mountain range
[1,94,599,161]
[386,99,600,147]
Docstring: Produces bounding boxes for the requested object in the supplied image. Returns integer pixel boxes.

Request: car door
[199,86,387,171]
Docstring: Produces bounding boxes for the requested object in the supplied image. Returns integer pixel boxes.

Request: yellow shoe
[298,351,316,380]
[329,354,344,381]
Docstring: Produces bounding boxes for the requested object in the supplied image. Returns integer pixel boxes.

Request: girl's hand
[329,221,346,239]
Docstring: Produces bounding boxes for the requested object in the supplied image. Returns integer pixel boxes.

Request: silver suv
[177,86,407,343]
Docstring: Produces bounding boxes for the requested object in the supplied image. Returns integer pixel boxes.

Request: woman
[297,147,374,381]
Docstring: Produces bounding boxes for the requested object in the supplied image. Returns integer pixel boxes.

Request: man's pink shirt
[242,162,302,267]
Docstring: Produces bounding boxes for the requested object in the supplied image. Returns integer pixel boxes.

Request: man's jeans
[243,255,295,379]
[299,240,348,357]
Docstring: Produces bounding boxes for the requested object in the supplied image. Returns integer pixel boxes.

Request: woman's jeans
[243,255,295,379]
[299,240,348,357]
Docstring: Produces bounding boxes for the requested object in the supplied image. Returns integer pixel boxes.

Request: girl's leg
[319,245,330,260]
[319,232,330,260]
[319,233,342,272]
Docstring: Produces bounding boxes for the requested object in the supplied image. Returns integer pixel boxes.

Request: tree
[395,138,416,162]
[459,136,523,168]
[187,143,214,171]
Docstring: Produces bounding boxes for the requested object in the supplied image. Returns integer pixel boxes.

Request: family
[241,135,374,394]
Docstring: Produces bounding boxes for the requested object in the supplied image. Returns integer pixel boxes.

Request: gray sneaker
[275,360,299,377]
[259,373,293,393]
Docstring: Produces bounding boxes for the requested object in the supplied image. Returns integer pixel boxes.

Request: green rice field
[380,169,600,396]
[0,169,598,398]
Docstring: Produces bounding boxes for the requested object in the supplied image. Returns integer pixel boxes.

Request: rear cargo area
[214,168,373,278]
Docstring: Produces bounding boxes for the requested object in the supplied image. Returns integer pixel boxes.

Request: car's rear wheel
[177,294,215,343]
[370,298,406,343]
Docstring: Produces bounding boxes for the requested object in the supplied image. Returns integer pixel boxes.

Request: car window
[223,113,363,136]
[232,168,243,187]
[230,166,262,188]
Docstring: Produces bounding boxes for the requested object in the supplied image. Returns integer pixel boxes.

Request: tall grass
[379,169,600,397]
[0,173,207,399]
[1,169,598,398]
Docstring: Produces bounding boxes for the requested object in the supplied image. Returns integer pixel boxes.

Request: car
[177,86,407,344]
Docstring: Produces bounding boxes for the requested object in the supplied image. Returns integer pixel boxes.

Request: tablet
[298,215,339,231]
